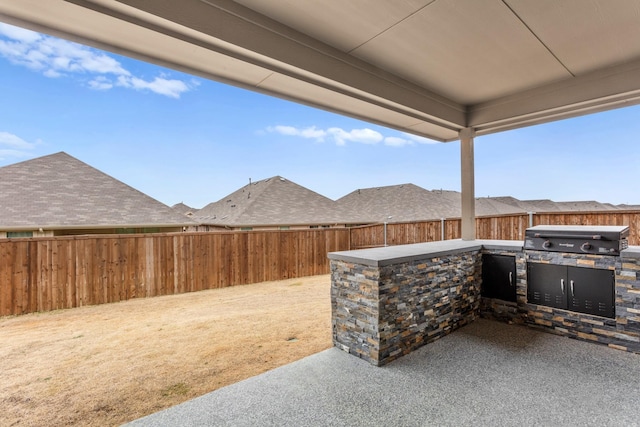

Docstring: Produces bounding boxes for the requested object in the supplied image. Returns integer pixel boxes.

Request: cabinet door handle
[509,271,513,286]
[561,279,565,294]
[570,280,574,296]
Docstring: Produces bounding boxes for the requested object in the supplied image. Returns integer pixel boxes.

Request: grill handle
[509,271,513,287]
[534,232,604,240]
[561,279,565,294]
[570,280,574,296]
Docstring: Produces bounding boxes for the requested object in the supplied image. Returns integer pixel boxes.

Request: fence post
[384,222,388,246]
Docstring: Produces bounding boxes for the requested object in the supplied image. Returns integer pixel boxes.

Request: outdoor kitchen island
[329,234,640,366]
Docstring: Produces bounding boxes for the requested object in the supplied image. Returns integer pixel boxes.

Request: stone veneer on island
[329,240,640,366]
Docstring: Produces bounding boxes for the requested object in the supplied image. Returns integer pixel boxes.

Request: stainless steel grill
[524,225,628,319]
[524,225,629,256]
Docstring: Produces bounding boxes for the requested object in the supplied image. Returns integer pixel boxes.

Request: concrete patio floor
[126,319,640,426]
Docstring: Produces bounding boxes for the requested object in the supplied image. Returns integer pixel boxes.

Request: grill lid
[524,225,629,255]
[525,225,629,240]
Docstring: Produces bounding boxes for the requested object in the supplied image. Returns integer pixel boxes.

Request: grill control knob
[542,240,551,249]
[581,242,592,252]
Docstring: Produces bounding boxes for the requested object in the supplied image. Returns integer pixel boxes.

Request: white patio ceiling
[2,0,640,142]
[2,0,640,239]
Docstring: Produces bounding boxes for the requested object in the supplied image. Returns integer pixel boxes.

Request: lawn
[0,275,332,426]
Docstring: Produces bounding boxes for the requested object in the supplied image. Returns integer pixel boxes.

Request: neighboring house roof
[192,176,345,227]
[336,184,524,223]
[476,197,529,216]
[617,204,640,210]
[488,196,539,212]
[195,177,629,228]
[428,190,524,216]
[171,202,196,216]
[553,201,619,211]
[494,197,624,212]
[336,184,458,223]
[0,152,195,231]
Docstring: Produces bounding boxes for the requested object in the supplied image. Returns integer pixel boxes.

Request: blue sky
[1,22,639,209]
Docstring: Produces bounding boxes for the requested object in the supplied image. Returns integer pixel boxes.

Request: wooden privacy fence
[348,210,640,249]
[0,229,349,316]
[1,210,639,316]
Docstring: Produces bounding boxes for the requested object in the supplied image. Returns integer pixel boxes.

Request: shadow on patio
[126,319,640,426]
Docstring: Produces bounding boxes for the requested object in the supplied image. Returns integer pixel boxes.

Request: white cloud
[267,125,437,147]
[0,132,39,159]
[43,68,62,78]
[298,126,326,140]
[268,125,384,146]
[267,125,326,142]
[384,136,412,147]
[0,131,36,149]
[88,76,113,91]
[400,132,439,145]
[0,23,41,43]
[270,125,298,136]
[116,75,192,99]
[0,23,196,98]
[327,127,383,146]
[382,133,438,147]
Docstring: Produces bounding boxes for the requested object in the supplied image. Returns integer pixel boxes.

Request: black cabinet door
[567,266,615,318]
[527,263,567,309]
[481,254,516,302]
[527,263,615,319]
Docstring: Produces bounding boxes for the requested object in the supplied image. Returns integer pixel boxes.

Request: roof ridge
[0,152,193,229]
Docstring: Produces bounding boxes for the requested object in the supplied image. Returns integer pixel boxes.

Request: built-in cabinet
[527,263,615,318]
[481,254,517,302]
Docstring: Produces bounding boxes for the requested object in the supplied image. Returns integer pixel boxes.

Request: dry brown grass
[0,275,332,426]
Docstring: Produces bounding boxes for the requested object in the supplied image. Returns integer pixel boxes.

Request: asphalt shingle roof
[0,152,194,230]
[193,176,346,226]
[193,178,632,228]
[3,154,629,232]
[336,184,524,223]
[491,197,623,212]
[171,202,196,215]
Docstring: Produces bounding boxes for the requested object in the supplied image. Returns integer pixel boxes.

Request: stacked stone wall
[616,255,640,350]
[331,249,482,366]
[526,250,618,270]
[330,260,380,365]
[377,252,481,365]
[331,243,640,367]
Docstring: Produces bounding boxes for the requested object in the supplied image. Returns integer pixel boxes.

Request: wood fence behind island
[349,211,640,248]
[1,210,639,316]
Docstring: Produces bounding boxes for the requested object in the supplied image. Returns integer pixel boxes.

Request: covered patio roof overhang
[2,0,640,239]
